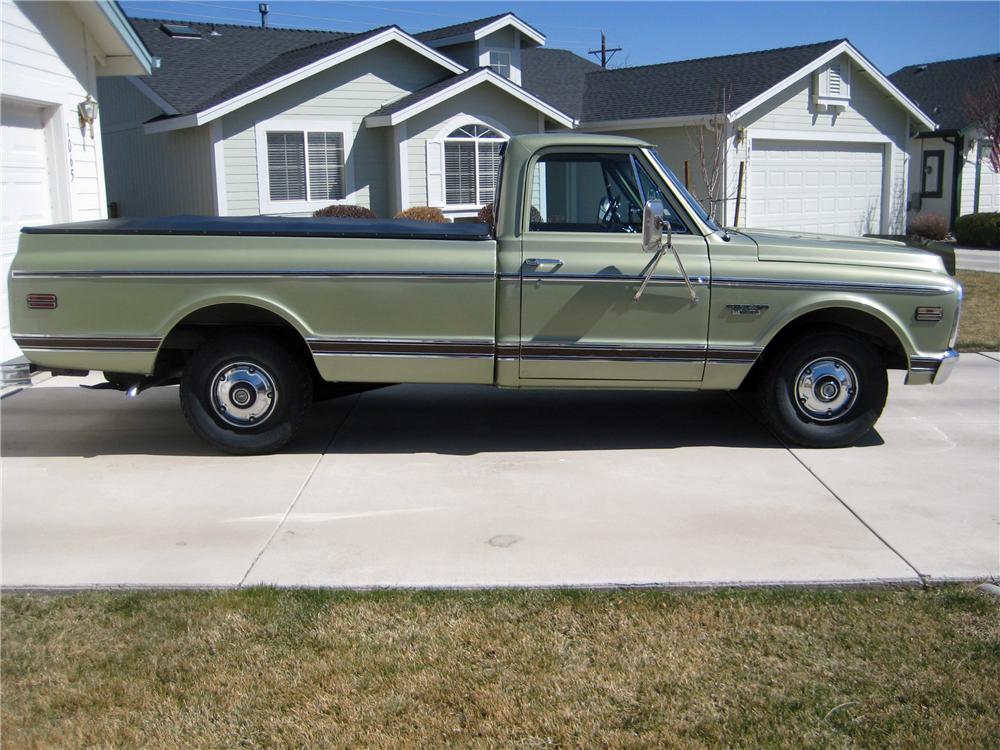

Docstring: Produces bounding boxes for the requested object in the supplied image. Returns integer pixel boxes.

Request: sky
[118,0,1000,75]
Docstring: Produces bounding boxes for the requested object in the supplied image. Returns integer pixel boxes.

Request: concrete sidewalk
[2,355,997,589]
[955,247,1000,274]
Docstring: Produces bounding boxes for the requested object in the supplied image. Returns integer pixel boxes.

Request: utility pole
[588,32,622,68]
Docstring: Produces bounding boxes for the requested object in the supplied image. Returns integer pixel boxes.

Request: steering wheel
[598,196,622,228]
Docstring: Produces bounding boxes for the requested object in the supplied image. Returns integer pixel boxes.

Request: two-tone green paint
[8,133,961,391]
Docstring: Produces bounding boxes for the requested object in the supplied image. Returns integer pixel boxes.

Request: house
[889,53,1000,228]
[99,12,933,240]
[531,40,934,236]
[0,0,152,359]
[99,14,570,221]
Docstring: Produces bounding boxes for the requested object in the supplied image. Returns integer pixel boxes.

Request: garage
[1,98,56,358]
[748,140,884,236]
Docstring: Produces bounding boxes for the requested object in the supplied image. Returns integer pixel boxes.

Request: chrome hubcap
[794,357,858,422]
[211,362,277,428]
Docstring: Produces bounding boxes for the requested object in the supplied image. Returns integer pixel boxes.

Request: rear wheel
[180,334,312,454]
[759,331,887,448]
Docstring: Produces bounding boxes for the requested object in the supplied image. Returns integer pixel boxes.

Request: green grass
[2,586,998,748]
[956,270,1000,351]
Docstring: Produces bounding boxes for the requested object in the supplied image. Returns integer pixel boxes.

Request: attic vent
[828,62,843,95]
[160,23,201,39]
[915,64,928,74]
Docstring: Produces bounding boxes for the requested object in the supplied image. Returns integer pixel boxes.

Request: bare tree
[965,71,1000,172]
[686,89,739,223]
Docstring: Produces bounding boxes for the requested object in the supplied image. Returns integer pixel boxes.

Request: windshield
[648,148,722,232]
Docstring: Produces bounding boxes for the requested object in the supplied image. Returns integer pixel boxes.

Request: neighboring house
[99,14,569,221]
[100,12,933,240]
[535,39,934,236]
[889,53,1000,227]
[0,0,152,359]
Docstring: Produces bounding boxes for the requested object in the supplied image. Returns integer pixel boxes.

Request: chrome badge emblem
[726,304,769,316]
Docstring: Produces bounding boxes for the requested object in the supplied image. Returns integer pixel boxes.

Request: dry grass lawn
[2,586,998,749]
[956,270,1000,351]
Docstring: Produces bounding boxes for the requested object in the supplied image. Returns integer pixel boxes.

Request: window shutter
[426,140,444,207]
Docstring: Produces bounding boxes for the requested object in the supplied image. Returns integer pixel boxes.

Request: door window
[528,152,687,233]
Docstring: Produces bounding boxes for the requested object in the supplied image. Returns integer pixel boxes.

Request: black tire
[180,334,312,455]
[759,330,887,448]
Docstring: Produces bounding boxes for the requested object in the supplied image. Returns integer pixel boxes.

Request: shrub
[395,206,449,223]
[954,212,1000,249]
[907,212,950,241]
[477,203,495,226]
[312,204,376,219]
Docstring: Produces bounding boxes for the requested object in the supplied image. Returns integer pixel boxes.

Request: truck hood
[737,228,945,273]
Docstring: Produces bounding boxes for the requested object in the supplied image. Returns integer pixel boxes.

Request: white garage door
[749,140,884,236]
[1,99,55,359]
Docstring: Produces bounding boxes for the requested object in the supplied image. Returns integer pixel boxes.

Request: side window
[528,152,687,233]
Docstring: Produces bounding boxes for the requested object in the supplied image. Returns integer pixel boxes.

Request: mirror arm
[634,219,699,304]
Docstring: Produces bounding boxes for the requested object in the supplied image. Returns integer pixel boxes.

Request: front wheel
[759,331,887,448]
[180,334,312,454]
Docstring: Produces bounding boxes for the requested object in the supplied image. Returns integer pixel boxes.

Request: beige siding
[404,85,541,208]
[99,77,215,216]
[220,42,446,218]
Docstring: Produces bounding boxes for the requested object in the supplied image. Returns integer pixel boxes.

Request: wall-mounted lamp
[78,95,98,139]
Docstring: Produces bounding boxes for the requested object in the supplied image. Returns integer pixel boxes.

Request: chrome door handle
[525,258,563,268]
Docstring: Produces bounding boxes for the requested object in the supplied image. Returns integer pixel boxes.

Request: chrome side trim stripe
[308,338,494,358]
[11,270,496,281]
[520,273,710,286]
[14,335,161,352]
[712,277,954,296]
[308,338,762,364]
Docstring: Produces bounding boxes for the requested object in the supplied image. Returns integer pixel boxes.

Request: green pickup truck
[7,133,961,453]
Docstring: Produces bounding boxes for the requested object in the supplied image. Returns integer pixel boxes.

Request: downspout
[942,133,964,230]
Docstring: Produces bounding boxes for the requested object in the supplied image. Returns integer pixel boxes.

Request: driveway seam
[784,448,926,583]
[726,394,925,583]
[976,352,1000,363]
[237,393,363,586]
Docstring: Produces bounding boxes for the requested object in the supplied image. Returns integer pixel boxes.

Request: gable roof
[889,53,1000,132]
[414,12,545,47]
[580,39,845,124]
[132,19,465,132]
[521,48,601,119]
[129,17,351,115]
[364,67,575,128]
[578,39,935,130]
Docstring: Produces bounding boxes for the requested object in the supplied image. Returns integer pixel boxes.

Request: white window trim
[441,124,506,207]
[486,49,512,79]
[422,113,511,208]
[254,117,355,214]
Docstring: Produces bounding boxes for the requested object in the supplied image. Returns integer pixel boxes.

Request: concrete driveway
[2,355,997,589]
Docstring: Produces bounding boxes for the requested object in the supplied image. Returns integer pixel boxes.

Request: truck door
[518,147,710,382]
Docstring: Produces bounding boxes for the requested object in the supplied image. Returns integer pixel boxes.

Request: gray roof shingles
[130,17,356,114]
[889,53,1000,132]
[521,48,601,119]
[413,14,508,43]
[578,39,844,122]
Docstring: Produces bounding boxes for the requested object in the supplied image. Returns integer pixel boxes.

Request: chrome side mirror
[642,199,665,252]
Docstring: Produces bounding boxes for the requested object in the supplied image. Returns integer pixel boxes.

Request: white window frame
[254,117,355,214]
[441,124,506,210]
[487,49,512,79]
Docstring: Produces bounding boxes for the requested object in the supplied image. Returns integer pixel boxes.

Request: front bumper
[905,349,960,385]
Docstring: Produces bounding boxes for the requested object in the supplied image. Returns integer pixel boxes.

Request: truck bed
[21,215,493,241]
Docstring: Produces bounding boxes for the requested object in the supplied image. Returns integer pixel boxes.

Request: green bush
[954,212,1000,249]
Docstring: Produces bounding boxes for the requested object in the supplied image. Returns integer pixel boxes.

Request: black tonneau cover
[21,215,493,241]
